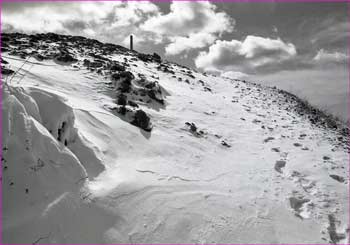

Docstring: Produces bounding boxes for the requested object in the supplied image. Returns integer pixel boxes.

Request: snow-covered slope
[1,33,349,244]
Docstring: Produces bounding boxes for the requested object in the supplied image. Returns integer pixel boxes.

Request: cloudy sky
[1,2,348,88]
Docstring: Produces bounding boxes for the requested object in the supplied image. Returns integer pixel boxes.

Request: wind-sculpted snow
[3,85,84,242]
[1,32,349,244]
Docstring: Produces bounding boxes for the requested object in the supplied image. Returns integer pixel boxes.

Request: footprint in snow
[264,137,275,143]
[292,174,317,194]
[299,133,307,139]
[329,174,345,183]
[274,160,286,173]
[252,119,261,124]
[327,214,347,244]
[271,147,280,152]
[289,196,311,219]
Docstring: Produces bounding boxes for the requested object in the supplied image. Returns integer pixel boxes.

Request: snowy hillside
[1,33,349,244]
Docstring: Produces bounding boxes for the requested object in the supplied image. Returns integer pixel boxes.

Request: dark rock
[112,71,134,81]
[138,80,164,104]
[1,36,10,43]
[1,66,14,75]
[120,79,132,93]
[221,141,231,147]
[111,71,135,93]
[89,60,104,68]
[186,73,195,79]
[19,52,27,59]
[152,52,161,62]
[1,47,10,52]
[144,81,156,89]
[1,41,9,48]
[83,59,90,67]
[1,58,8,64]
[148,84,164,104]
[55,53,77,63]
[148,90,164,104]
[46,32,60,42]
[33,53,44,61]
[132,110,152,131]
[138,53,152,62]
[116,94,127,106]
[118,106,127,115]
[185,122,197,132]
[198,80,205,86]
[110,63,126,72]
[128,100,139,108]
[323,156,331,161]
[157,64,174,74]
[204,87,212,92]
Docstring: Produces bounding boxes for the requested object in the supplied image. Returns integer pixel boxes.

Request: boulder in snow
[132,110,152,131]
[55,53,77,63]
[110,63,126,72]
[111,71,135,92]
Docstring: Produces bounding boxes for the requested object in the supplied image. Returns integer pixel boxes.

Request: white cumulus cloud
[141,1,234,55]
[195,35,297,73]
[165,33,217,56]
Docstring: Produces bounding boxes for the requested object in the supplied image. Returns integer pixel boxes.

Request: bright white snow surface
[2,50,349,244]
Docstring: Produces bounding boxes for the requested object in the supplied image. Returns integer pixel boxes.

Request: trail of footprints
[230,80,349,243]
[270,142,348,243]
[268,138,346,241]
[287,169,348,243]
[210,81,348,240]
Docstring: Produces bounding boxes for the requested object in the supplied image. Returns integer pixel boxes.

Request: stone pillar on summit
[130,35,133,51]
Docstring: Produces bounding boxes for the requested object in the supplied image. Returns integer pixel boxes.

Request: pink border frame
[0,0,349,244]
[0,0,349,2]
[1,2,3,244]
